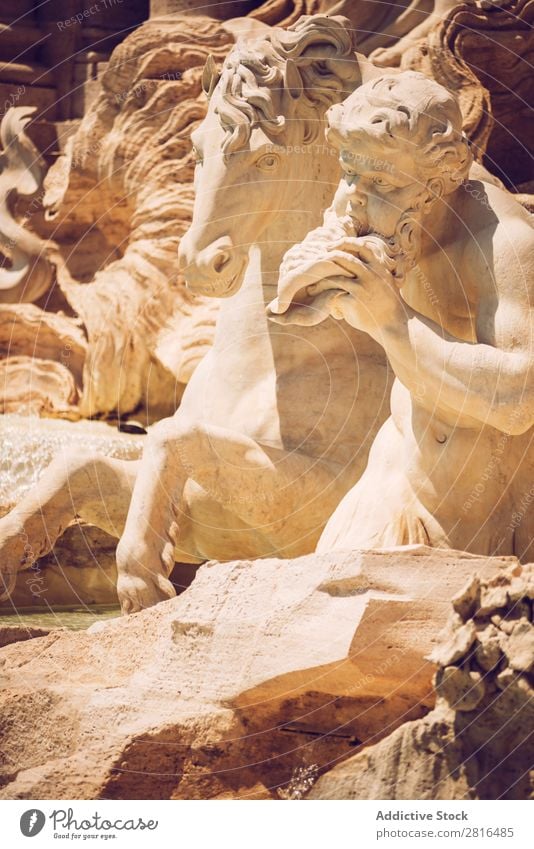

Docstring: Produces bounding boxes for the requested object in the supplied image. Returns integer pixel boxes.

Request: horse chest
[180,342,282,439]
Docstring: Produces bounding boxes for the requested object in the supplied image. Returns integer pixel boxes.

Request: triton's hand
[268,256,354,318]
[268,288,347,326]
[319,258,405,337]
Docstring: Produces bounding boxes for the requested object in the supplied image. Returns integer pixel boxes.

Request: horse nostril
[212,251,231,274]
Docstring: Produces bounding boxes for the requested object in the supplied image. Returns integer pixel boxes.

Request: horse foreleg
[0,451,138,600]
[116,416,343,613]
[115,417,191,614]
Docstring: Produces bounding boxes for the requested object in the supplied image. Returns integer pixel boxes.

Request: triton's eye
[192,146,203,165]
[256,153,280,171]
[372,176,393,189]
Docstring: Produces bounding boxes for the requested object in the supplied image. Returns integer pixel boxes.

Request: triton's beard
[348,207,423,282]
[345,209,368,238]
[270,202,425,325]
[386,211,423,280]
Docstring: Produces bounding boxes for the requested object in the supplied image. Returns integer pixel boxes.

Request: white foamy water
[0,414,144,508]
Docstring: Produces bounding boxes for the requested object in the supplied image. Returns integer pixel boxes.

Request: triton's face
[331,139,428,240]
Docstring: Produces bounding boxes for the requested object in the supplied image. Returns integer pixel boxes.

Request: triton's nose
[346,193,367,215]
[348,193,366,209]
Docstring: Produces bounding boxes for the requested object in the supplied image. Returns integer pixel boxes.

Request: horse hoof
[117,571,176,615]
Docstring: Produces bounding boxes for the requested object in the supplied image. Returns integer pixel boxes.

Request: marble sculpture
[0,13,532,614]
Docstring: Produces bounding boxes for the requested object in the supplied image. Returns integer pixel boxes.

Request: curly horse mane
[203,15,362,154]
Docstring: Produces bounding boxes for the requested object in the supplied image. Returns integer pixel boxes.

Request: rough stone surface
[309,563,534,800]
[0,547,508,799]
[0,623,59,649]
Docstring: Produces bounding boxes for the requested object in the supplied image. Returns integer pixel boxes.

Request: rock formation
[309,562,534,799]
[0,547,511,799]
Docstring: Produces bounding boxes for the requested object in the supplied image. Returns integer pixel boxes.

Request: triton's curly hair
[202,15,362,154]
[326,71,473,195]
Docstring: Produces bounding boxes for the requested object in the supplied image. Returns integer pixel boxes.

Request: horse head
[178,15,361,298]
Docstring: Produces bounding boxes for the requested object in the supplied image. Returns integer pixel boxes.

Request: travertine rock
[309,563,534,800]
[0,301,86,416]
[0,356,78,417]
[0,547,508,799]
[0,304,86,375]
[436,665,485,711]
[427,620,477,667]
[0,624,59,649]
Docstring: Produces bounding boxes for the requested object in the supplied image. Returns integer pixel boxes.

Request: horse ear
[202,54,221,99]
[284,59,303,100]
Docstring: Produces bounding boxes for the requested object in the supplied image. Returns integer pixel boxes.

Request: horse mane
[206,15,361,154]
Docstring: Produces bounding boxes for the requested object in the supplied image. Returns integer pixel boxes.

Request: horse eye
[257,153,279,171]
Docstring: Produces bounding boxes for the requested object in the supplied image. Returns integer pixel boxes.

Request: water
[0,605,121,631]
[0,414,144,508]
[0,415,139,631]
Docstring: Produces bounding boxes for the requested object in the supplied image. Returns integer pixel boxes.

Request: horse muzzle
[178,233,247,298]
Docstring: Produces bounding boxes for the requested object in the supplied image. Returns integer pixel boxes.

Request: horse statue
[0,15,391,613]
